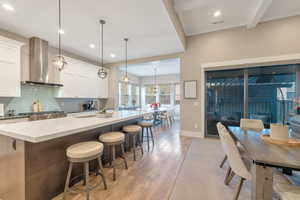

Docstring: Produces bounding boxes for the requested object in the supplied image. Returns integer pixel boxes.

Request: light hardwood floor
[53,121,192,200]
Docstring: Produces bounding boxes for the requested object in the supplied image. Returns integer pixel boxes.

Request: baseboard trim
[180,130,203,138]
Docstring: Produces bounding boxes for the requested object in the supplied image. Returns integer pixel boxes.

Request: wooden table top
[228,126,300,170]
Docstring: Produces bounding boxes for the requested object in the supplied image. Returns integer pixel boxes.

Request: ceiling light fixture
[2,3,14,11]
[58,29,65,34]
[98,20,108,79]
[53,0,67,71]
[89,44,95,49]
[214,10,221,17]
[123,38,129,83]
[110,53,116,58]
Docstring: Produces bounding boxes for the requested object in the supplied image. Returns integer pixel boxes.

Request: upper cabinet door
[57,57,108,98]
[0,37,24,97]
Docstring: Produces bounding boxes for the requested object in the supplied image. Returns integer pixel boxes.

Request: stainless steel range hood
[23,37,63,87]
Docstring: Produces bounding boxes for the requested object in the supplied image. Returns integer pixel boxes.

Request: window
[119,82,140,108]
[119,82,129,107]
[131,84,140,106]
[159,84,171,105]
[145,85,156,104]
[175,83,180,105]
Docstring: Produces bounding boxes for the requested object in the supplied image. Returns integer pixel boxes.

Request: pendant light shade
[123,38,129,82]
[53,0,67,71]
[98,19,108,79]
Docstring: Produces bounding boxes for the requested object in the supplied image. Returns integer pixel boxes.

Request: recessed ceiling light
[110,53,116,58]
[214,11,221,17]
[2,3,14,11]
[58,29,65,34]
[89,44,95,49]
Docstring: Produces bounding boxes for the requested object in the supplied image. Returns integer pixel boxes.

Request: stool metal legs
[84,162,90,200]
[131,133,144,161]
[64,156,107,200]
[97,157,107,190]
[109,143,128,181]
[64,162,73,199]
[142,127,154,152]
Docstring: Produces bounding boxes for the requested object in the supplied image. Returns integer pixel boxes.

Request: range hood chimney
[23,37,63,87]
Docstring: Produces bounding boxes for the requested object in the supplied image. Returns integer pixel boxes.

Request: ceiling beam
[247,0,273,29]
[162,0,187,50]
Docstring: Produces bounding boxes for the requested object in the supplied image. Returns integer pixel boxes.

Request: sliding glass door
[206,69,244,136]
[205,64,298,137]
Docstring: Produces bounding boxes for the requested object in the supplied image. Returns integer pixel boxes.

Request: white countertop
[0,110,150,143]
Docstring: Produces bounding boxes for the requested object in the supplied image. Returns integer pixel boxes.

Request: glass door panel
[248,65,297,126]
[205,69,244,136]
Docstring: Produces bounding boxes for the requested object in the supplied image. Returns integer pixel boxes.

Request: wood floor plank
[53,121,192,200]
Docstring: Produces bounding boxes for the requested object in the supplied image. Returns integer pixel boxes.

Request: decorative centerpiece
[150,102,160,110]
[97,109,113,118]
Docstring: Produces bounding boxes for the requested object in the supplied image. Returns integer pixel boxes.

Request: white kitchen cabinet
[0,36,24,97]
[57,57,108,98]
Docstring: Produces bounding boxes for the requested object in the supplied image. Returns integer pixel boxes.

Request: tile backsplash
[0,85,106,114]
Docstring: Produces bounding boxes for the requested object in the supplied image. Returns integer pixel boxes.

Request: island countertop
[0,110,150,143]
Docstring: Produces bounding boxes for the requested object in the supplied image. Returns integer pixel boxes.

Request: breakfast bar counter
[0,110,149,200]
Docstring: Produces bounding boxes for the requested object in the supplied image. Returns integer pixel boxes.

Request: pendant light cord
[58,0,62,56]
[100,20,105,71]
[125,38,128,77]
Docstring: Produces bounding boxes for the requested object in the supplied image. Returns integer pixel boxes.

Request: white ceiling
[119,58,180,77]
[174,0,300,36]
[0,0,184,63]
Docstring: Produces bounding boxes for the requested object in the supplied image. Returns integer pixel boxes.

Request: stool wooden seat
[123,125,143,161]
[123,125,141,133]
[64,141,107,200]
[139,121,153,127]
[99,131,125,143]
[99,132,128,181]
[139,121,154,151]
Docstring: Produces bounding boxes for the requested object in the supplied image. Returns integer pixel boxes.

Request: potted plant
[270,88,289,141]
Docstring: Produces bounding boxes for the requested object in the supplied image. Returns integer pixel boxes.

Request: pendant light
[98,20,108,79]
[123,38,129,82]
[53,0,67,71]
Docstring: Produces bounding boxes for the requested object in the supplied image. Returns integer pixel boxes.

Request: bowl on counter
[96,112,113,118]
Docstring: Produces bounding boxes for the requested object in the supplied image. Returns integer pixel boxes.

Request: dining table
[228,126,300,200]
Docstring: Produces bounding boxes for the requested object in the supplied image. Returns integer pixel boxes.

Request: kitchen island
[0,110,149,200]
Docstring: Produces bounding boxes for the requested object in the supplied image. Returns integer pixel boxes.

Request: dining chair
[219,118,264,169]
[217,122,251,200]
[240,118,264,131]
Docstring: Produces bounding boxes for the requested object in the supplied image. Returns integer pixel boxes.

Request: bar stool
[123,125,144,161]
[139,121,154,151]
[64,141,107,200]
[99,132,128,181]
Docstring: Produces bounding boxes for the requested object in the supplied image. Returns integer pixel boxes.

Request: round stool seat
[139,121,153,127]
[123,125,142,133]
[99,132,125,143]
[66,141,103,159]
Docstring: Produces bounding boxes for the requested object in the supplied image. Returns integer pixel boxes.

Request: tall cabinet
[0,36,23,97]
[57,57,108,98]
